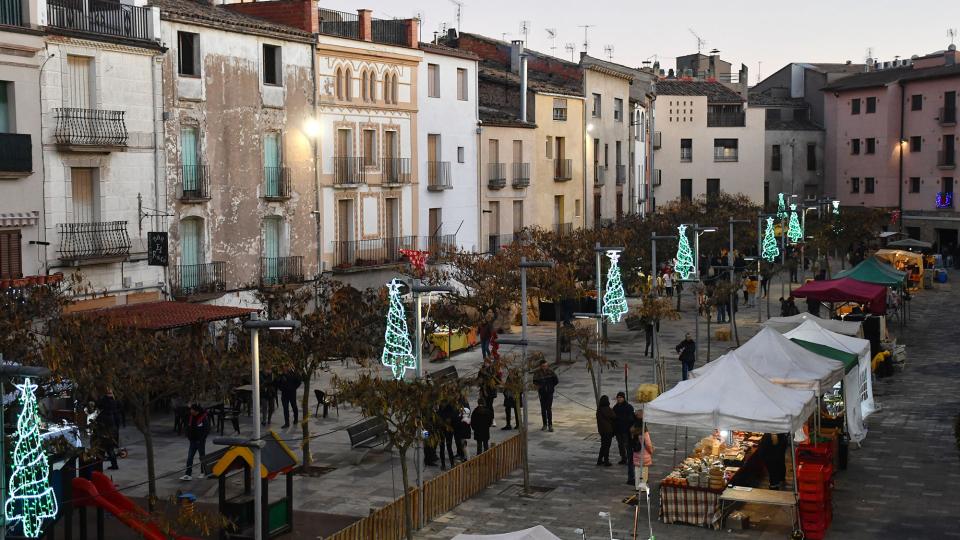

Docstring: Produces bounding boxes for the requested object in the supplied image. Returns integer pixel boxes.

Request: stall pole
[790,435,800,531]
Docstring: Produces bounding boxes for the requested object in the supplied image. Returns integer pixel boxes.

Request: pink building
[824,47,960,249]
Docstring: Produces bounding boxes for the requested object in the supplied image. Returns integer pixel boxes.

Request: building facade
[630,70,656,217]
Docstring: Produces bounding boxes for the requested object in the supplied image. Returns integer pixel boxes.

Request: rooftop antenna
[950,29,957,46]
[688,28,705,53]
[546,28,557,55]
[564,42,576,62]
[447,0,463,33]
[519,20,530,46]
[603,44,614,60]
[577,24,593,54]
[866,47,874,62]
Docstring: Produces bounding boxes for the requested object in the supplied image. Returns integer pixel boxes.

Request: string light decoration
[4,377,58,538]
[400,249,430,277]
[936,192,953,209]
[776,193,788,220]
[675,225,695,280]
[762,217,780,262]
[787,203,803,243]
[889,209,901,225]
[380,279,416,379]
[601,250,628,324]
[832,200,840,215]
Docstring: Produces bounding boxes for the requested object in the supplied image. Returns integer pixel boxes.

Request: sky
[323,0,960,85]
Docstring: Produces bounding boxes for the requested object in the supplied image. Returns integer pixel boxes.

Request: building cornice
[46,35,164,56]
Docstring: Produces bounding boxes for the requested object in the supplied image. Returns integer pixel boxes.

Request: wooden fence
[326,433,524,540]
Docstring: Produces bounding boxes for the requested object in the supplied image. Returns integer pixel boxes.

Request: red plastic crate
[799,500,831,514]
[798,489,831,504]
[801,513,832,531]
[796,443,832,466]
[798,463,833,481]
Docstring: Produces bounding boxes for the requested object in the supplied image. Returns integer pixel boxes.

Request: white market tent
[452,526,562,540]
[763,312,863,336]
[784,319,877,443]
[691,327,845,393]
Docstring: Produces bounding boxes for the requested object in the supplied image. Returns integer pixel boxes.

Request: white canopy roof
[763,312,862,336]
[784,319,870,360]
[453,526,562,540]
[644,356,817,433]
[692,327,845,392]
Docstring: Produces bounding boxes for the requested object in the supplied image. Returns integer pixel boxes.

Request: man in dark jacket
[533,360,558,432]
[278,369,301,429]
[612,391,634,464]
[471,397,494,454]
[181,404,209,480]
[96,390,121,470]
[477,357,499,417]
[675,333,697,380]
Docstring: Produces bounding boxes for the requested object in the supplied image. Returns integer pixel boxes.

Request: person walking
[643,314,655,358]
[663,270,673,298]
[260,368,277,426]
[278,368,301,429]
[478,319,493,360]
[533,360,558,432]
[675,332,697,380]
[595,395,615,466]
[501,371,521,430]
[612,392,634,464]
[437,400,459,469]
[631,423,655,490]
[477,356,499,415]
[471,397,494,454]
[97,390,121,470]
[180,404,210,481]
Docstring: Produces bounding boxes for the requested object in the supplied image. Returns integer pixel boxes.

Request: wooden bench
[346,417,390,465]
[427,365,459,383]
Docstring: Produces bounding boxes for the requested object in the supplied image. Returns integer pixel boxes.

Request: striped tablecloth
[659,483,723,529]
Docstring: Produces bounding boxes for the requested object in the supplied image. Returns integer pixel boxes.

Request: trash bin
[838,435,849,470]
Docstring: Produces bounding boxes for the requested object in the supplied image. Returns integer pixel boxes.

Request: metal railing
[680,148,693,162]
[427,161,452,190]
[487,232,527,255]
[318,8,359,39]
[938,150,956,169]
[179,164,210,201]
[487,163,506,189]
[371,18,407,46]
[0,134,31,173]
[0,0,23,26]
[422,234,456,260]
[553,108,567,121]
[57,220,131,261]
[264,166,292,199]
[939,107,957,125]
[333,156,366,185]
[171,261,225,298]
[511,162,530,188]
[707,113,746,127]
[594,165,605,186]
[616,164,627,185]
[54,108,127,147]
[332,235,417,270]
[47,0,154,41]
[553,222,573,236]
[713,151,739,162]
[554,158,572,181]
[260,256,304,287]
[381,157,411,184]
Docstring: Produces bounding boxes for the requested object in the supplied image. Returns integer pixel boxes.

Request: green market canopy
[833,257,907,288]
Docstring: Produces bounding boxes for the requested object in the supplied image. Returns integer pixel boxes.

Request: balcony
[422,234,457,260]
[260,255,304,287]
[488,232,527,255]
[653,131,662,149]
[381,157,411,185]
[553,222,573,236]
[47,0,155,42]
[371,18,407,47]
[594,165,605,187]
[318,9,359,39]
[54,108,127,151]
[427,161,452,191]
[707,112,746,127]
[0,134,32,179]
[57,220,131,262]
[680,149,693,163]
[332,235,416,271]
[616,164,626,186]
[333,156,366,186]
[511,162,530,188]
[487,163,506,190]
[171,262,226,300]
[939,107,957,126]
[263,166,292,200]
[713,151,739,163]
[938,150,956,170]
[554,158,573,181]
[178,164,210,202]
[0,0,24,26]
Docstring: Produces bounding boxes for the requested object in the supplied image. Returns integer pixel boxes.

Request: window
[713,138,738,162]
[513,200,524,232]
[865,177,875,193]
[764,182,770,207]
[361,70,369,101]
[604,143,609,168]
[428,63,439,98]
[680,179,692,202]
[943,177,954,195]
[850,177,860,193]
[866,96,877,114]
[263,132,282,196]
[335,67,344,100]
[806,143,816,171]
[680,139,692,162]
[178,32,200,77]
[553,98,567,121]
[180,127,200,193]
[793,108,807,121]
[344,68,353,100]
[263,216,284,263]
[457,68,468,101]
[368,71,377,102]
[592,93,601,117]
[909,177,921,193]
[706,178,720,200]
[392,75,399,103]
[851,98,861,115]
[0,82,10,133]
[262,44,281,85]
[71,168,97,222]
[851,138,861,155]
[906,226,921,240]
[0,229,22,279]
[574,198,581,217]
[866,137,876,154]
[545,136,553,158]
[362,129,377,166]
[457,146,465,163]
[911,94,923,111]
[614,98,623,121]
[383,73,392,104]
[771,144,781,171]
[910,136,922,152]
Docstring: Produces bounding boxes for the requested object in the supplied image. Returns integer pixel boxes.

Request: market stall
[874,249,924,290]
[834,257,907,288]
[427,326,478,360]
[763,313,863,337]
[791,278,887,315]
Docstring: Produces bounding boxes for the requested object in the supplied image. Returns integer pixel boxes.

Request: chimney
[519,53,528,122]
[406,17,419,48]
[358,9,372,42]
[511,39,524,74]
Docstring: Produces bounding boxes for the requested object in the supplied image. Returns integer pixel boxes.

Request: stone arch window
[368,70,377,102]
[335,67,344,100]
[361,70,369,101]
[344,67,353,101]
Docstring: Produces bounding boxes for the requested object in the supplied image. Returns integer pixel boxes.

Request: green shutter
[0,83,9,133]
[264,133,280,196]
[181,128,198,192]
[263,218,280,283]
[180,219,200,289]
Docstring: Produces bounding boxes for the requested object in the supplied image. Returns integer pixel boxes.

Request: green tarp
[790,338,859,373]
[833,257,906,287]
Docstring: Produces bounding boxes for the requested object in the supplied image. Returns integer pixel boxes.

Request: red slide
[72,472,200,540]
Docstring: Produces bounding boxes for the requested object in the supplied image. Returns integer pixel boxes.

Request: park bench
[346,417,390,465]
[427,365,459,383]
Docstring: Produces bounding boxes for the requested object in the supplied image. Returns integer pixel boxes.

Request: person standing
[501,371,521,430]
[631,423,655,490]
[96,391,121,470]
[595,395,615,466]
[260,368,277,426]
[478,319,493,360]
[761,432,789,490]
[643,314,655,358]
[471,397,494,454]
[477,356,499,415]
[278,368,301,429]
[612,392,634,465]
[533,360,558,432]
[180,404,209,481]
[675,333,697,380]
[454,396,471,461]
[437,400,458,469]
[662,269,673,298]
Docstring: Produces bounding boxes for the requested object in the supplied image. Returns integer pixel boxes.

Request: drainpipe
[519,54,528,122]
[649,94,656,215]
[311,33,322,276]
[151,50,165,291]
[898,80,905,232]
[38,49,55,275]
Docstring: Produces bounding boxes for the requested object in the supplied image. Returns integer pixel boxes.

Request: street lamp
[650,233,677,389]
[678,225,716,368]
[727,218,751,345]
[242,313,300,540]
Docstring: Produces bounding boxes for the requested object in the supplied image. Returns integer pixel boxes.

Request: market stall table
[719,487,797,528]
[427,326,478,360]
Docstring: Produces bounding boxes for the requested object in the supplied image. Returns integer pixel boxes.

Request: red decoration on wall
[400,249,430,276]
[889,210,901,225]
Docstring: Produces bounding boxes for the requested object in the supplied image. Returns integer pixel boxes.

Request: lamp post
[798,205,818,284]
[242,313,300,540]
[593,243,624,388]
[650,233,677,390]
[689,225,717,365]
[728,219,751,345]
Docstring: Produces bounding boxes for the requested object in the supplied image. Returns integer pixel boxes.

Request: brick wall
[455,33,581,89]
[226,0,318,34]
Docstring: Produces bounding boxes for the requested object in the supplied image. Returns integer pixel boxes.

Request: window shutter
[0,230,23,279]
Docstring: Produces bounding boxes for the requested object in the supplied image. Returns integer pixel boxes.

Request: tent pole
[790,435,800,533]
[672,425,678,467]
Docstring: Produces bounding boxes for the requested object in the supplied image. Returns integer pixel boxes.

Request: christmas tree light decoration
[400,249,430,277]
[4,377,58,538]
[674,225,695,280]
[601,250,628,324]
[380,279,416,380]
[832,200,840,215]
[776,193,787,220]
[787,204,803,243]
[762,217,780,262]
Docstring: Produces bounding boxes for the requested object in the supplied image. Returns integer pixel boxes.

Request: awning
[833,257,907,287]
[791,277,887,315]
[76,301,257,330]
[790,338,859,372]
[0,211,40,227]
[887,238,932,250]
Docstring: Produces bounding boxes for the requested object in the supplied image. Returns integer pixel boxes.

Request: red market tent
[790,277,887,315]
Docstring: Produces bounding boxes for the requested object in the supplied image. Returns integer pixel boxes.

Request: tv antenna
[564,42,576,62]
[950,28,957,46]
[546,28,557,55]
[447,0,463,33]
[519,20,530,45]
[688,28,706,53]
[603,45,614,60]
[866,47,874,62]
[577,24,593,53]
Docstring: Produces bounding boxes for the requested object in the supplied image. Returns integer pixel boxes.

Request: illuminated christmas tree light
[601,250,628,324]
[832,200,840,215]
[776,193,787,220]
[787,203,803,243]
[675,225,695,280]
[380,279,416,379]
[762,217,780,262]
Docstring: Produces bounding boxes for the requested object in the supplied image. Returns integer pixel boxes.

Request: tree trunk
[398,446,414,540]
[554,315,561,364]
[300,375,312,466]
[136,412,157,510]
[587,360,600,406]
[706,312,712,361]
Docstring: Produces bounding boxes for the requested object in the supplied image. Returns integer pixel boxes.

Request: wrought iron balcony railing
[332,235,416,270]
[421,234,456,260]
[554,158,572,181]
[179,164,210,202]
[713,152,739,162]
[171,261,225,298]
[260,255,304,287]
[381,157,411,184]
[427,161,452,190]
[318,8,360,39]
[47,0,154,42]
[511,162,530,188]
[487,163,506,189]
[57,220,131,261]
[707,113,746,127]
[0,134,32,176]
[553,222,573,236]
[54,108,127,148]
[0,0,24,26]
[333,156,366,185]
[264,166,292,199]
